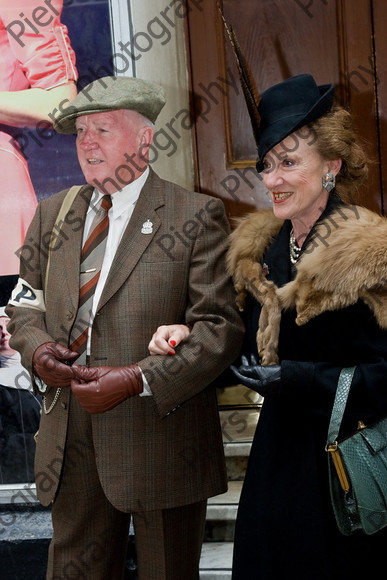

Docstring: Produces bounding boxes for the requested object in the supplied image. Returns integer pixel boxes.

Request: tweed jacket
[7,169,244,509]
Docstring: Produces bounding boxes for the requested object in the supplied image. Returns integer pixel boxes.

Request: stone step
[206,480,242,521]
[224,441,252,456]
[0,506,51,580]
[219,395,258,482]
[200,542,233,579]
[219,403,260,447]
[205,480,242,542]
[0,506,52,541]
[223,440,251,481]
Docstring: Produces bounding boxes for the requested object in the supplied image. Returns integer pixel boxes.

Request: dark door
[187,0,386,217]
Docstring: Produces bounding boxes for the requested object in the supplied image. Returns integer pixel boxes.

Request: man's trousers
[46,393,207,580]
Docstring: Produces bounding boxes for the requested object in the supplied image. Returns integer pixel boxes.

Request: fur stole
[226,205,387,365]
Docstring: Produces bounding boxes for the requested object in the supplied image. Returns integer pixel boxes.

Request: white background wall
[110,0,195,191]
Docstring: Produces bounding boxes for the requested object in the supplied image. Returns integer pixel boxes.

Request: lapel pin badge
[141,219,153,234]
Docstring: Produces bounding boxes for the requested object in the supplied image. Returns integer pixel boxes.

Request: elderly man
[6,76,244,580]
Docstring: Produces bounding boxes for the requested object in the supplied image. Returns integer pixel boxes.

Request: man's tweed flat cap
[54,76,166,134]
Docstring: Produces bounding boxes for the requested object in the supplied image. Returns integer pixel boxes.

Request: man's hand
[148,324,190,355]
[231,354,281,396]
[71,364,143,414]
[32,342,79,388]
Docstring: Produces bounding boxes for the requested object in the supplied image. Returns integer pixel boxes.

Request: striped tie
[69,194,112,363]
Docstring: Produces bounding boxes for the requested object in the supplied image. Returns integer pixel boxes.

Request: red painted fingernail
[168,350,175,356]
[170,340,176,347]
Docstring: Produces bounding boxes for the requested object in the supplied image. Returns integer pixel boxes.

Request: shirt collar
[89,167,149,219]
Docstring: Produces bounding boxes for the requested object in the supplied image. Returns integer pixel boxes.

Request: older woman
[149,74,387,579]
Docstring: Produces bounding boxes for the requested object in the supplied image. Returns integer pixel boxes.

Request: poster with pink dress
[0,0,113,484]
[0,0,78,277]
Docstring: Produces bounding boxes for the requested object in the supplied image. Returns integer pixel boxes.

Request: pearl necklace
[289,229,302,264]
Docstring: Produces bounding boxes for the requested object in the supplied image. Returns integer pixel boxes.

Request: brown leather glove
[32,342,79,388]
[71,364,143,414]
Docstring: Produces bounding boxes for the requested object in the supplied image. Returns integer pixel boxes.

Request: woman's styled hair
[310,107,369,203]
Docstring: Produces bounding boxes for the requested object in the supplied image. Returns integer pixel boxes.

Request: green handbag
[326,366,387,535]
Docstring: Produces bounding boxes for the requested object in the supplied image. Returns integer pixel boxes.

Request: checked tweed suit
[7,169,244,563]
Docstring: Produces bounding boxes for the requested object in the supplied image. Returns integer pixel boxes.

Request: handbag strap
[327,366,357,445]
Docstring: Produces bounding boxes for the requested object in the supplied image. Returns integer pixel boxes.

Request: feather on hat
[217,3,334,171]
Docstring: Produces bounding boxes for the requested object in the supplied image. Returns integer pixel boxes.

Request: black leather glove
[32,342,79,388]
[71,364,143,414]
[231,354,281,396]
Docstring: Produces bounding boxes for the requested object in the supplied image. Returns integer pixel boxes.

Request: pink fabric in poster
[0,0,77,276]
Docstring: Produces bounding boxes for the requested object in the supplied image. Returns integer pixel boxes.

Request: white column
[109,0,194,191]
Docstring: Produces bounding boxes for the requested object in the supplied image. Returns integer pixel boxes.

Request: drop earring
[322,172,335,192]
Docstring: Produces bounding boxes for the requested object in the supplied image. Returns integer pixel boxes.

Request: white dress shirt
[84,168,151,395]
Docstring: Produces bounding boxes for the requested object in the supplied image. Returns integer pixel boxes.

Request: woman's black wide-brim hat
[256,74,334,171]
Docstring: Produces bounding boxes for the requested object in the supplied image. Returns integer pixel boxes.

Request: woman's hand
[148,324,190,355]
[231,354,281,396]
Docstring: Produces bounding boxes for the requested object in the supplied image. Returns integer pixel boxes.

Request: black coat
[231,198,387,579]
[0,386,41,483]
